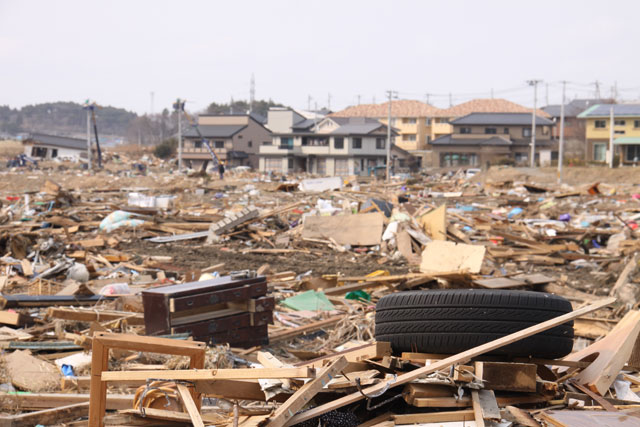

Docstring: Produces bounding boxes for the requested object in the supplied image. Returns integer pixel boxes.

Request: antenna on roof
[425,93,430,104]
[307,95,312,110]
[249,73,255,113]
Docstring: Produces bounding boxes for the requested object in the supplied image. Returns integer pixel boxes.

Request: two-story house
[259,108,406,176]
[577,104,640,164]
[331,100,440,152]
[430,112,555,167]
[181,114,271,169]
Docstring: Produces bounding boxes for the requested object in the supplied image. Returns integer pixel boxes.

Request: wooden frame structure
[89,332,206,427]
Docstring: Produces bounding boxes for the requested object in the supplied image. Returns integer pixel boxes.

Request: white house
[22,133,87,161]
[259,108,408,176]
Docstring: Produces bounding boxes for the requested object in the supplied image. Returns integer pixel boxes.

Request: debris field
[0,161,639,426]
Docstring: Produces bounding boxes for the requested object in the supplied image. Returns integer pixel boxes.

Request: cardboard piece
[419,204,447,240]
[420,241,486,274]
[302,212,384,246]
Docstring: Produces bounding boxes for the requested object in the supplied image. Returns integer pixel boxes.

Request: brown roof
[331,100,441,118]
[439,98,550,118]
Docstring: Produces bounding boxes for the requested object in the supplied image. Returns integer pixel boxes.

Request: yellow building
[578,104,640,164]
[331,100,440,151]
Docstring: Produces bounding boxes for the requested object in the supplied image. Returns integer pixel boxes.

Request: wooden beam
[47,307,144,326]
[93,332,206,356]
[102,367,315,382]
[0,402,89,427]
[269,316,344,342]
[393,410,475,424]
[286,297,615,425]
[265,356,348,427]
[0,392,132,410]
[176,384,204,427]
[296,342,391,368]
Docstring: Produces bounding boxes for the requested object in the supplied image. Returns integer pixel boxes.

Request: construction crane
[178,105,221,170]
[83,101,103,169]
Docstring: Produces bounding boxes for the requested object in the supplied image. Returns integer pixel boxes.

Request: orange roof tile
[439,98,550,118]
[331,100,441,118]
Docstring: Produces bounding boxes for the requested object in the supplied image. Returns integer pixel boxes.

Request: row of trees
[0,99,287,147]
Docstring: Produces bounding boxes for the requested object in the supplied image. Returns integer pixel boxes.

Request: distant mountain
[0,102,137,138]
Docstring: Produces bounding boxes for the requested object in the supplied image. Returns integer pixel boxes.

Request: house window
[440,153,478,167]
[214,140,224,149]
[626,145,640,162]
[503,128,509,134]
[402,134,416,141]
[402,118,417,124]
[615,130,626,135]
[334,137,344,149]
[248,141,252,148]
[523,128,532,137]
[194,141,203,149]
[485,128,497,134]
[262,140,272,146]
[595,120,606,128]
[352,137,362,149]
[460,127,471,134]
[376,138,385,149]
[593,143,606,162]
[287,158,294,169]
[427,136,432,143]
[615,120,626,126]
[635,120,640,128]
[51,149,58,158]
[335,159,348,176]
[280,137,293,148]
[426,118,432,125]
[32,146,47,157]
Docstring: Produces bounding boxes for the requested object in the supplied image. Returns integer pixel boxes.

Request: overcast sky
[1,0,638,115]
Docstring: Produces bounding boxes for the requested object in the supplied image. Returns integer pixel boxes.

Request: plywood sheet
[420,241,485,274]
[419,204,447,240]
[302,212,383,246]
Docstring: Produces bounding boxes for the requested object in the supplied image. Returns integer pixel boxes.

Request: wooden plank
[418,204,447,240]
[296,342,391,368]
[94,332,207,356]
[563,309,640,394]
[286,297,615,426]
[269,316,344,342]
[265,356,348,427]
[117,408,225,424]
[0,402,89,427]
[301,212,384,246]
[393,410,475,424]
[0,392,133,410]
[47,307,144,325]
[505,406,540,427]
[471,391,486,427]
[0,310,31,327]
[176,383,204,427]
[102,367,315,382]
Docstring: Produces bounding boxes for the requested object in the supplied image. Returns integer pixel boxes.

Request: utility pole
[327,93,331,110]
[558,81,566,183]
[357,94,361,105]
[425,93,430,104]
[249,73,255,114]
[594,80,601,99]
[386,90,397,183]
[545,83,549,105]
[449,92,453,107]
[86,104,92,171]
[527,80,542,167]
[307,95,312,111]
[609,105,615,168]
[150,91,155,115]
[174,99,185,172]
